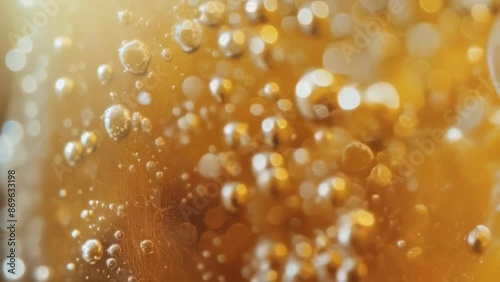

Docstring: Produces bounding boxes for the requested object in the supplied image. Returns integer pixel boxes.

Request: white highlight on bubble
[338,86,361,110]
[446,127,463,141]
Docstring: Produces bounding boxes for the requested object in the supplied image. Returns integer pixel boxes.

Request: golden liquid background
[1,0,500,281]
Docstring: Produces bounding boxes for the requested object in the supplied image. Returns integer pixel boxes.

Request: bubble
[53,36,73,52]
[54,77,76,98]
[141,117,152,133]
[107,244,122,256]
[221,182,249,212]
[175,19,203,53]
[2,120,24,145]
[3,257,25,279]
[295,69,343,120]
[337,86,361,111]
[81,239,103,264]
[178,113,201,133]
[245,0,274,22]
[259,82,281,100]
[341,142,374,172]
[138,91,152,105]
[106,258,117,269]
[140,239,154,254]
[103,104,132,141]
[199,1,226,26]
[317,177,349,206]
[209,77,232,103]
[261,116,295,148]
[297,1,330,35]
[251,152,284,175]
[114,230,125,240]
[119,40,151,74]
[365,82,400,110]
[80,131,98,155]
[146,161,155,171]
[22,75,38,94]
[182,76,204,100]
[33,265,50,281]
[5,48,27,72]
[248,35,283,70]
[156,171,164,181]
[336,257,367,282]
[337,209,376,249]
[66,263,75,271]
[406,23,441,58]
[466,225,491,254]
[118,10,133,24]
[64,141,84,166]
[223,122,250,148]
[155,137,166,148]
[161,48,173,61]
[368,164,392,187]
[218,29,246,57]
[198,153,220,178]
[71,229,81,238]
[257,167,291,196]
[97,64,113,85]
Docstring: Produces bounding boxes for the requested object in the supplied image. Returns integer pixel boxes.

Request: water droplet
[119,40,151,74]
[81,239,103,264]
[175,19,203,53]
[466,225,491,254]
[64,141,83,166]
[80,131,98,155]
[97,64,113,85]
[140,239,154,254]
[103,104,132,141]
